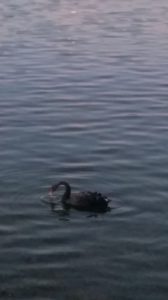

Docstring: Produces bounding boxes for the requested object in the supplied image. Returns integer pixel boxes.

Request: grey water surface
[0,0,168,299]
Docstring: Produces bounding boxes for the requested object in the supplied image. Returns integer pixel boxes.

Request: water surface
[0,0,168,299]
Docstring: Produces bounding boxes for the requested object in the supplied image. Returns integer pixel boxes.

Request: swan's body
[49,181,110,213]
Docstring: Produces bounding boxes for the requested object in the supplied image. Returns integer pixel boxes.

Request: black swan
[48,181,111,213]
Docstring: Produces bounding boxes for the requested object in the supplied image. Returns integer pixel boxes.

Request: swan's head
[48,187,53,197]
[48,181,71,199]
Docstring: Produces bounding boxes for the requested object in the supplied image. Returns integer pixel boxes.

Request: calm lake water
[0,0,168,299]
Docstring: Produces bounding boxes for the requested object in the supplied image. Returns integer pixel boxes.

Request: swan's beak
[48,188,53,197]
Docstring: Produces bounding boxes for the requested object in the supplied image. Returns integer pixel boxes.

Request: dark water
[0,0,168,299]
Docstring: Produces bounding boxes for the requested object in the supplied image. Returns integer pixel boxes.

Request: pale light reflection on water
[0,0,168,299]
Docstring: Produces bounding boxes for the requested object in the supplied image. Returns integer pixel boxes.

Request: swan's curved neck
[51,181,71,202]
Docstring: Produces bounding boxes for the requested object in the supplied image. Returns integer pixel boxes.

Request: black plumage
[48,181,111,213]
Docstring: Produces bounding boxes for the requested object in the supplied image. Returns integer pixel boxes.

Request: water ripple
[1,0,168,299]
